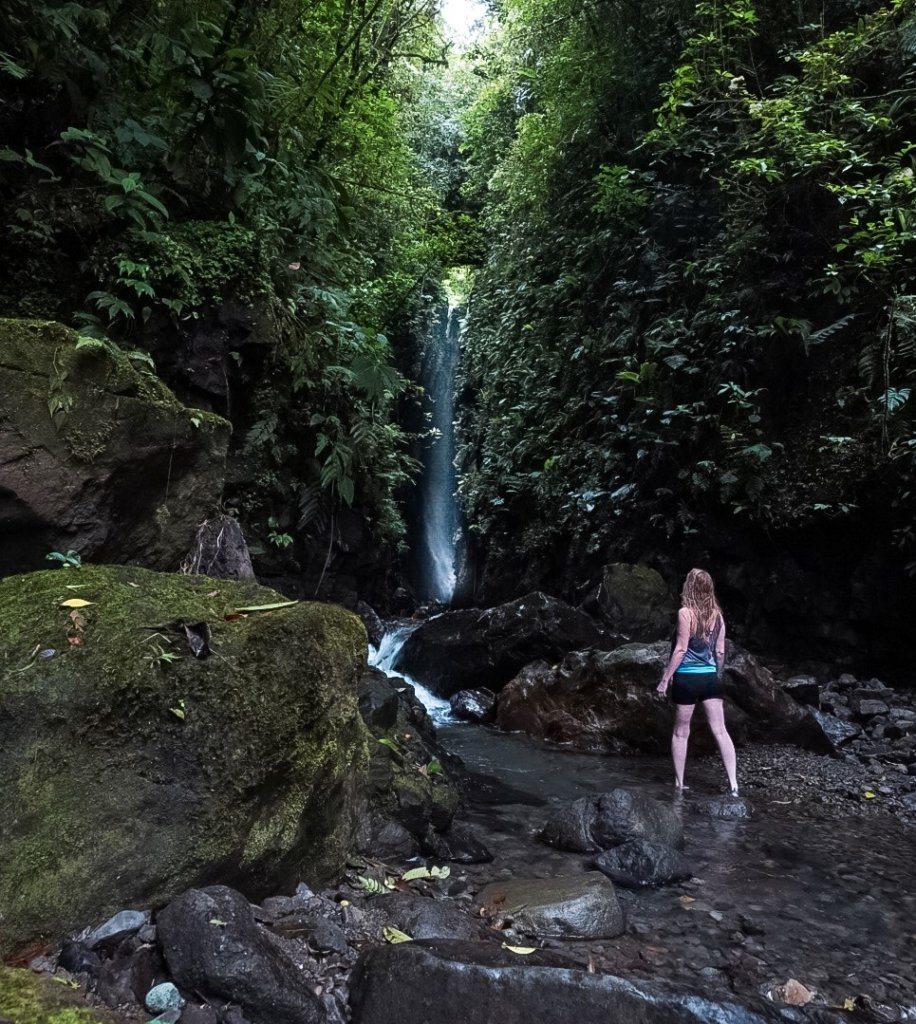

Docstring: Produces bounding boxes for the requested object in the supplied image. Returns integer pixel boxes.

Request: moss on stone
[0,968,124,1024]
[0,565,371,957]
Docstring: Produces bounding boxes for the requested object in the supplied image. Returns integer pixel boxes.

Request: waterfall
[415,304,463,604]
[369,622,455,726]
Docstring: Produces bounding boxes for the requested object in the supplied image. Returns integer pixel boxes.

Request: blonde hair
[681,568,722,637]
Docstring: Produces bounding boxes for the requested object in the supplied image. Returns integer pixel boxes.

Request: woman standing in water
[656,568,738,795]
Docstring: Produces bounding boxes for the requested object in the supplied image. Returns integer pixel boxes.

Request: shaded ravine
[373,628,916,1013]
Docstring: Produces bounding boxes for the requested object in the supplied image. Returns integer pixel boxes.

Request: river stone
[0,565,370,957]
[84,909,151,950]
[476,873,625,939]
[0,318,230,577]
[348,940,787,1024]
[450,688,497,723]
[424,822,494,864]
[157,886,325,1024]
[695,795,754,820]
[806,709,863,752]
[540,788,682,853]
[392,592,609,696]
[854,699,890,720]
[593,840,692,888]
[145,982,184,1013]
[783,675,820,707]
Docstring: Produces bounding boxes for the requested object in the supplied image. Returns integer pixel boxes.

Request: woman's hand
[656,678,669,695]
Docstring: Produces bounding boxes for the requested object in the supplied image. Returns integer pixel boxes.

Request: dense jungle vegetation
[457,0,916,624]
[0,0,474,557]
[3,0,916,654]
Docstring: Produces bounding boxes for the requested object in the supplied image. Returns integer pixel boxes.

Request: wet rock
[783,676,820,707]
[95,942,163,1008]
[0,566,370,957]
[540,788,682,853]
[183,515,256,580]
[450,688,497,723]
[423,822,493,864]
[695,795,753,819]
[348,940,786,1024]
[57,941,101,978]
[84,909,151,951]
[807,710,863,752]
[496,650,688,754]
[593,840,692,888]
[476,874,625,939]
[765,978,813,1006]
[357,667,401,732]
[146,982,184,1013]
[356,601,385,648]
[368,821,421,861]
[374,893,486,941]
[584,563,671,639]
[275,913,349,955]
[393,592,610,697]
[855,700,890,720]
[157,885,325,1024]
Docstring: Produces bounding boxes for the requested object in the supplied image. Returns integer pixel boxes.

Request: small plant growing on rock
[46,549,82,568]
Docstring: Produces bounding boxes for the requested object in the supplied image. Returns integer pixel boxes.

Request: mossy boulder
[0,318,230,576]
[0,967,127,1024]
[0,565,370,957]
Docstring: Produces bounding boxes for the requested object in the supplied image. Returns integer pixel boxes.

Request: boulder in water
[540,788,683,854]
[449,688,497,723]
[392,592,610,697]
[0,565,369,956]
[593,839,692,888]
[475,874,625,940]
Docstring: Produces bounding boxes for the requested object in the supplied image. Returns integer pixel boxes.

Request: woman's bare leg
[703,698,738,792]
[672,703,695,789]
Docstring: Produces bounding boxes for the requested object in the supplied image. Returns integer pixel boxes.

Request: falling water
[368,622,455,726]
[415,304,462,604]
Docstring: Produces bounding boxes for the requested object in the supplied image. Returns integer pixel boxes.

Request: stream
[371,630,916,1014]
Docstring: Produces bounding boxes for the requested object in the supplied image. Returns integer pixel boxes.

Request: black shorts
[671,671,724,705]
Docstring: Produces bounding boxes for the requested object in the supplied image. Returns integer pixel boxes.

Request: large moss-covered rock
[0,565,370,957]
[0,967,127,1024]
[0,318,230,576]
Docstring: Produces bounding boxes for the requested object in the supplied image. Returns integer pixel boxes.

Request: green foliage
[457,0,916,578]
[46,550,82,569]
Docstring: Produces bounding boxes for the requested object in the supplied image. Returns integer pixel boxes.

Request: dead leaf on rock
[772,979,813,1006]
[60,598,92,608]
[678,895,696,906]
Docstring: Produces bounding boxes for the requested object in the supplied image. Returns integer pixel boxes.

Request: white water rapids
[368,622,455,726]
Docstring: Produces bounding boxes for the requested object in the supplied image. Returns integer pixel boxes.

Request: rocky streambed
[4,583,916,1024]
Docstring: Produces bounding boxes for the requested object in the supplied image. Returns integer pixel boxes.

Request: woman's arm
[716,615,726,673]
[657,607,690,694]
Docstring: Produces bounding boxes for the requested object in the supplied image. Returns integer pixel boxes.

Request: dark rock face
[182,515,256,580]
[475,874,625,940]
[0,319,230,577]
[541,789,683,855]
[348,941,786,1024]
[393,592,610,697]
[355,602,385,648]
[783,675,820,707]
[449,688,497,723]
[157,886,325,1024]
[355,666,460,858]
[0,566,369,956]
[423,822,493,864]
[593,840,692,888]
[583,563,671,639]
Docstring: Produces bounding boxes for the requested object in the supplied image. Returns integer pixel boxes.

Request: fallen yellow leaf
[60,598,93,608]
[502,944,537,955]
[678,895,696,905]
[864,791,876,799]
[383,926,412,944]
